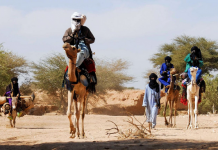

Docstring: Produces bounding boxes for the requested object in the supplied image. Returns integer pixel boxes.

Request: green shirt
[184,54,203,72]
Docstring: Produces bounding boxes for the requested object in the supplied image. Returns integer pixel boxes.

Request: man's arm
[62,28,73,43]
[84,27,95,44]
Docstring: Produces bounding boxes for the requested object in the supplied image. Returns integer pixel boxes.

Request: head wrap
[190,46,202,60]
[71,12,87,32]
[165,56,172,62]
[6,77,19,96]
[149,73,159,93]
[11,77,18,82]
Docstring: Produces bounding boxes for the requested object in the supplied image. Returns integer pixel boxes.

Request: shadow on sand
[0,138,217,150]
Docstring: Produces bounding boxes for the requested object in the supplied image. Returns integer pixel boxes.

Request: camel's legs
[73,97,80,138]
[173,100,177,127]
[168,100,173,127]
[187,101,191,129]
[12,109,16,128]
[188,97,194,129]
[81,94,86,138]
[194,94,199,129]
[67,90,76,137]
[163,97,169,126]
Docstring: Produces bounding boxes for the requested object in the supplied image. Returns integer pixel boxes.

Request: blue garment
[159,63,174,92]
[142,84,160,128]
[64,40,90,67]
[159,63,174,76]
[188,67,202,82]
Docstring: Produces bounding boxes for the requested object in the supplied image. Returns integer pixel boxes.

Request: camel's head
[62,43,81,60]
[170,68,176,75]
[189,67,198,76]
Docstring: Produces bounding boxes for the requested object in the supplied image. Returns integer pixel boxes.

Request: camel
[0,93,35,128]
[62,43,89,138]
[162,68,180,127]
[186,67,200,129]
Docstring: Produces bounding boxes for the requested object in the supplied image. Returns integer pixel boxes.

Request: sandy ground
[0,113,218,149]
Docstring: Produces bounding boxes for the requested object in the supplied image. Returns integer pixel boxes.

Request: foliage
[198,74,218,114]
[143,68,160,83]
[31,53,68,113]
[95,58,134,94]
[0,44,28,95]
[150,35,218,74]
[19,79,33,95]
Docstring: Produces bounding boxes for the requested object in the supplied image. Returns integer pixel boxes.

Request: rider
[181,46,205,105]
[3,77,22,119]
[62,12,96,91]
[62,12,95,68]
[183,46,203,85]
[158,56,174,93]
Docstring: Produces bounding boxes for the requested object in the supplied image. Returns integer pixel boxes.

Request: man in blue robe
[142,73,160,129]
[158,56,174,92]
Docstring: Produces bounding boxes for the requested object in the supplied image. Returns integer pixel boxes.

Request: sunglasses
[72,19,81,22]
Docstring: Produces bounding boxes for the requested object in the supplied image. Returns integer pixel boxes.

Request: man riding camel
[182,46,203,85]
[3,77,23,119]
[158,56,174,93]
[62,12,97,91]
[180,46,205,105]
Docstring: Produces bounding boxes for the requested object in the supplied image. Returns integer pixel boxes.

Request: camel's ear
[77,49,81,52]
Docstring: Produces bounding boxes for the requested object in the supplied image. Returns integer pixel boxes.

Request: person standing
[142,73,161,129]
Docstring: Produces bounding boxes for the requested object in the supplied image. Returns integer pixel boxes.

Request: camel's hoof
[165,122,169,126]
[70,126,76,134]
[70,134,76,138]
[80,133,86,139]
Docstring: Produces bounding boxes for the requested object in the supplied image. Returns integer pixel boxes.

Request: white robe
[142,84,160,127]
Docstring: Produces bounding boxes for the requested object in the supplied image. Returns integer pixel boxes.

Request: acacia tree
[0,44,28,95]
[31,53,67,112]
[95,58,134,94]
[150,35,218,74]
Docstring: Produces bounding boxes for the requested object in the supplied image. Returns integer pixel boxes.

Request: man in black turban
[142,73,160,129]
[4,77,22,118]
[158,56,174,93]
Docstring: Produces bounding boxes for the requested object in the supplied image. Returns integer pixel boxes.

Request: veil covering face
[71,12,87,32]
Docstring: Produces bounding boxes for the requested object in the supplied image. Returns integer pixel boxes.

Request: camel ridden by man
[62,12,97,91]
[3,77,23,119]
[142,73,161,130]
[180,46,206,105]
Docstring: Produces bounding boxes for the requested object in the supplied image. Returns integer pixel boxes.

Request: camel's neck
[190,74,197,93]
[168,74,174,94]
[68,58,77,83]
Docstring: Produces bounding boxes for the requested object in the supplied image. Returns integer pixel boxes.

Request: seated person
[184,46,203,73]
[183,46,203,85]
[4,77,23,118]
[158,56,174,93]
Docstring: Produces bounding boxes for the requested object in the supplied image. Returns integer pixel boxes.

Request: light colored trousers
[145,105,158,128]
[64,40,90,67]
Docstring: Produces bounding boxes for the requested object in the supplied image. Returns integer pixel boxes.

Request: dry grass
[106,115,151,139]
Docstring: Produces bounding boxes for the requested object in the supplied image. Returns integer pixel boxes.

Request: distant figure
[158,56,174,93]
[142,73,160,129]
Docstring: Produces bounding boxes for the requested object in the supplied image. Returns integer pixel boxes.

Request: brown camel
[62,43,89,138]
[162,68,180,127]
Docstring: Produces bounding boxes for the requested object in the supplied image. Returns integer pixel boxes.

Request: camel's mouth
[62,43,70,49]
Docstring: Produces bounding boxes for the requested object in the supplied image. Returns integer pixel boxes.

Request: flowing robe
[142,84,160,127]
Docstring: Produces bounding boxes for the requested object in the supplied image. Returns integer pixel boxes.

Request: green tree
[150,35,218,74]
[198,74,218,114]
[31,53,67,112]
[95,58,134,94]
[0,44,27,95]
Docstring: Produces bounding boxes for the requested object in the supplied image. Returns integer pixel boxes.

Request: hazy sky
[0,0,218,89]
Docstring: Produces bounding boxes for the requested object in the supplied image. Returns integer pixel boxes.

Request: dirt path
[0,114,218,149]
